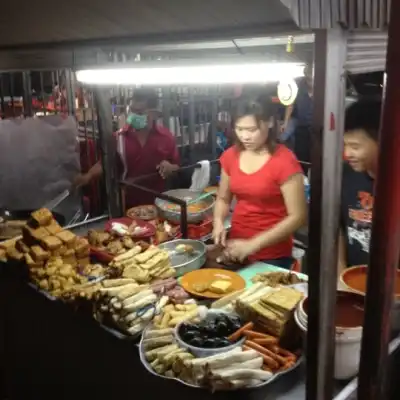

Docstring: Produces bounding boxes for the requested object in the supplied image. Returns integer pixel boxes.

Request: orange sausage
[253,337,278,346]
[228,322,254,342]
[243,344,279,369]
[245,340,286,366]
[278,360,296,372]
[270,345,279,353]
[277,347,297,360]
[243,330,276,340]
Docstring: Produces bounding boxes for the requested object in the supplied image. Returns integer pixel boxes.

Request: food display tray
[27,276,105,302]
[138,324,303,391]
[98,322,142,341]
[28,282,57,301]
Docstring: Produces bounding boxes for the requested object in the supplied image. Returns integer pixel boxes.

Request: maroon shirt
[117,125,179,207]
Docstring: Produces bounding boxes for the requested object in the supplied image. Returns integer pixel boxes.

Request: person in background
[338,98,380,271]
[74,88,180,208]
[212,97,307,269]
[281,65,313,174]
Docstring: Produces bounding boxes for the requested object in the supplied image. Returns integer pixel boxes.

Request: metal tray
[138,323,303,391]
[157,239,207,277]
[27,276,105,302]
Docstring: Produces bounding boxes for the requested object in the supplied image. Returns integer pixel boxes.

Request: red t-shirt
[119,125,179,207]
[220,145,302,261]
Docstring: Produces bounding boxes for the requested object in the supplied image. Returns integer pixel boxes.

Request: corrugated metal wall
[280,1,389,73]
[281,0,391,29]
[346,31,387,73]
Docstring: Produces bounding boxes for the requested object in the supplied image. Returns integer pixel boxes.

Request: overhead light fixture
[76,62,305,85]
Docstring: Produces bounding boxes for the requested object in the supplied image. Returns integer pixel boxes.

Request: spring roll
[211,368,273,381]
[145,328,173,339]
[123,294,157,312]
[206,350,259,370]
[127,322,144,336]
[101,278,137,288]
[145,344,178,362]
[187,347,242,367]
[113,246,142,262]
[210,357,263,374]
[142,335,173,350]
[155,296,169,313]
[99,284,135,297]
[236,282,264,301]
[122,289,153,307]
[168,309,199,327]
[116,283,141,300]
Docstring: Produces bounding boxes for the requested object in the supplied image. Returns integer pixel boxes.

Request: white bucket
[294,291,364,380]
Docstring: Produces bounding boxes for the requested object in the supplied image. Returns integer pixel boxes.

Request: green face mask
[127,113,148,130]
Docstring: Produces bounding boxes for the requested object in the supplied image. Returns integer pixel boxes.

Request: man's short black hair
[131,88,159,109]
[344,98,382,141]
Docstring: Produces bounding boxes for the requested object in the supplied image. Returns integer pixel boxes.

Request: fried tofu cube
[23,226,49,245]
[45,221,63,235]
[55,230,77,249]
[75,238,89,257]
[30,245,50,262]
[16,239,30,254]
[6,247,24,262]
[29,208,53,228]
[41,236,63,251]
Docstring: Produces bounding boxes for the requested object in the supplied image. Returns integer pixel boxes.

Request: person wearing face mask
[212,97,307,269]
[338,98,380,271]
[74,88,179,208]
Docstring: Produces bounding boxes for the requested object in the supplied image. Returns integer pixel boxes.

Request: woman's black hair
[345,98,382,141]
[233,96,279,153]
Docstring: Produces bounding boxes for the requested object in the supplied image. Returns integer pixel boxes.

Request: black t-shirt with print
[341,163,374,267]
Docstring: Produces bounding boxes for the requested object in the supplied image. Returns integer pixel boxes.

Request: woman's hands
[212,220,227,247]
[213,219,259,263]
[223,238,259,263]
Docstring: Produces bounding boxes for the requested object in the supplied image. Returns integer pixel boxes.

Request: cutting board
[237,262,308,287]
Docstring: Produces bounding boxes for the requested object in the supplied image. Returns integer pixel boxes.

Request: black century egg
[178,313,243,349]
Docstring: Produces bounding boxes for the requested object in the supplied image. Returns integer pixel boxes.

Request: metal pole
[93,87,121,218]
[306,29,346,400]
[357,1,400,398]
[64,69,76,116]
[162,87,171,129]
[210,87,218,160]
[22,72,32,117]
[188,87,195,164]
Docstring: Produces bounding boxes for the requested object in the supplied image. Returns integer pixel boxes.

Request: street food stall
[0,1,399,400]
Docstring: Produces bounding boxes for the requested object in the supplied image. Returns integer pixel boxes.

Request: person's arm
[72,161,103,188]
[158,135,180,178]
[213,169,233,226]
[282,105,293,131]
[87,161,103,180]
[338,229,347,273]
[251,173,307,252]
[168,136,180,171]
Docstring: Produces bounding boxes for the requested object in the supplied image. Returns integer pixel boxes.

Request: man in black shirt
[338,98,380,270]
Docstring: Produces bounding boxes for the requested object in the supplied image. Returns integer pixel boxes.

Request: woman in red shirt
[212,97,307,269]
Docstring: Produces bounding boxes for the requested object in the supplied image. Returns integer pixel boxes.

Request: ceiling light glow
[76,62,305,85]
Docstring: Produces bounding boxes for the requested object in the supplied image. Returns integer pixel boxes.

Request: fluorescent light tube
[76,62,305,85]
